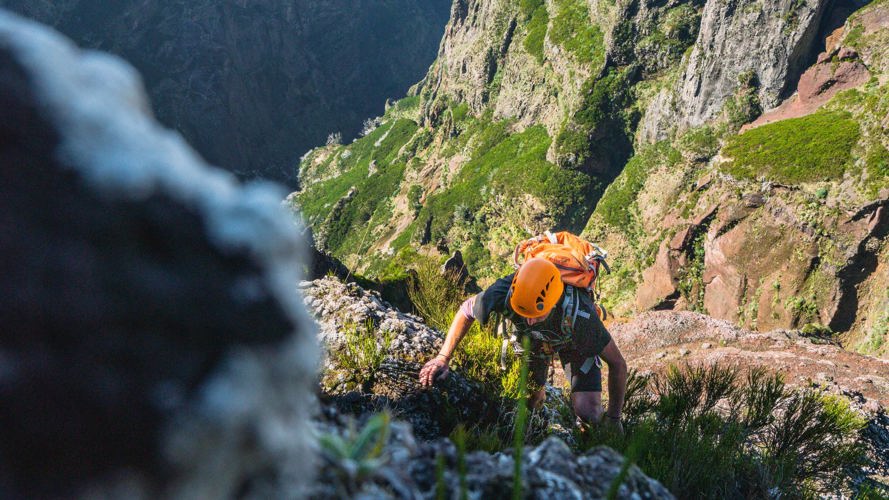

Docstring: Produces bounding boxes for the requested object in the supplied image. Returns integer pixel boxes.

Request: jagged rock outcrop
[301,277,501,439]
[310,413,675,499]
[639,0,866,142]
[0,11,316,498]
[746,43,871,129]
[0,0,451,184]
[589,1,889,353]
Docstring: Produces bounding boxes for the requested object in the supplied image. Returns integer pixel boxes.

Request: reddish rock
[610,311,889,410]
[670,227,692,251]
[636,241,680,311]
[744,45,870,131]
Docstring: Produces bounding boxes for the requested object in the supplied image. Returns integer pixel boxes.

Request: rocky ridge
[302,275,677,498]
[303,272,889,496]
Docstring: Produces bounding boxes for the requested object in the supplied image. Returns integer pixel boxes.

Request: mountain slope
[0,0,451,185]
[293,0,888,352]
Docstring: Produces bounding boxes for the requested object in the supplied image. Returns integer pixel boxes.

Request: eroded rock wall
[640,0,840,142]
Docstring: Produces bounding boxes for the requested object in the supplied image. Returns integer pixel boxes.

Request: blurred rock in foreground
[0,9,316,498]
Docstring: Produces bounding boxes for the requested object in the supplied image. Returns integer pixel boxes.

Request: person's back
[419,258,627,431]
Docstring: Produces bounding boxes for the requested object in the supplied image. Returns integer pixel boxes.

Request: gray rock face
[302,277,501,439]
[311,414,676,499]
[0,10,316,498]
[0,0,451,185]
[640,0,831,141]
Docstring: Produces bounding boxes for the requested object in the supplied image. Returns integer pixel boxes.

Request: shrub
[580,364,867,498]
[319,412,391,496]
[549,0,605,67]
[521,0,548,64]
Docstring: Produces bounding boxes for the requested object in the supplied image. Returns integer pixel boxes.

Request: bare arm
[418,311,474,386]
[599,339,627,419]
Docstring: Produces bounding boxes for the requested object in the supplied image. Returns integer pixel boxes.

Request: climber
[419,258,627,432]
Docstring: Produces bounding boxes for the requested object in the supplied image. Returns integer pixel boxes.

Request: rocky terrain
[293,0,889,357]
[302,272,889,496]
[0,10,680,499]
[0,0,451,185]
[4,1,889,498]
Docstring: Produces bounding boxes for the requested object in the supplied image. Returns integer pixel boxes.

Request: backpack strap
[560,286,580,337]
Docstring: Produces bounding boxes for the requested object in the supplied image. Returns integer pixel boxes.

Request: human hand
[419,355,450,387]
[603,414,624,435]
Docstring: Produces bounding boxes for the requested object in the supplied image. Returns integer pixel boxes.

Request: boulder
[0,11,316,498]
[303,276,501,440]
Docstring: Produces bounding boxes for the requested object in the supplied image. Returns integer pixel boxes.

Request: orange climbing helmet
[508,258,564,318]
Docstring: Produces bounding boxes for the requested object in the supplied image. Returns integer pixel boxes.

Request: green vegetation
[676,231,706,312]
[319,412,391,496]
[862,289,889,354]
[298,118,419,253]
[722,111,861,184]
[521,0,548,64]
[595,141,681,228]
[722,71,763,131]
[554,68,635,171]
[330,320,393,389]
[549,0,605,66]
[581,365,867,498]
[415,122,593,276]
[865,143,889,197]
[407,259,506,391]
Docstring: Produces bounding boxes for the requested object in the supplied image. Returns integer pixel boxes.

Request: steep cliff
[588,0,889,353]
[0,0,451,185]
[293,0,888,352]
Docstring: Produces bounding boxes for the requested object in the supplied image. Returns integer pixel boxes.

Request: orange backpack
[512,230,609,295]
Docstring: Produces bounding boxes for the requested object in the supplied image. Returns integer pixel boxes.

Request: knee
[529,388,546,409]
[573,395,603,424]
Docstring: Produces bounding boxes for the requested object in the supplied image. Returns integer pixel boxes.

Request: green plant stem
[512,335,531,500]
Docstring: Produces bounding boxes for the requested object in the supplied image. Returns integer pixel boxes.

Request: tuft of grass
[331,320,393,387]
[722,111,861,184]
[579,364,868,498]
[319,412,391,496]
[406,257,509,390]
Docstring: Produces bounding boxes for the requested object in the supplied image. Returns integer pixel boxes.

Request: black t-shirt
[472,274,612,356]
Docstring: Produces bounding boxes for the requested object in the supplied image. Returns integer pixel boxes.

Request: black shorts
[529,347,602,392]
[527,310,611,393]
